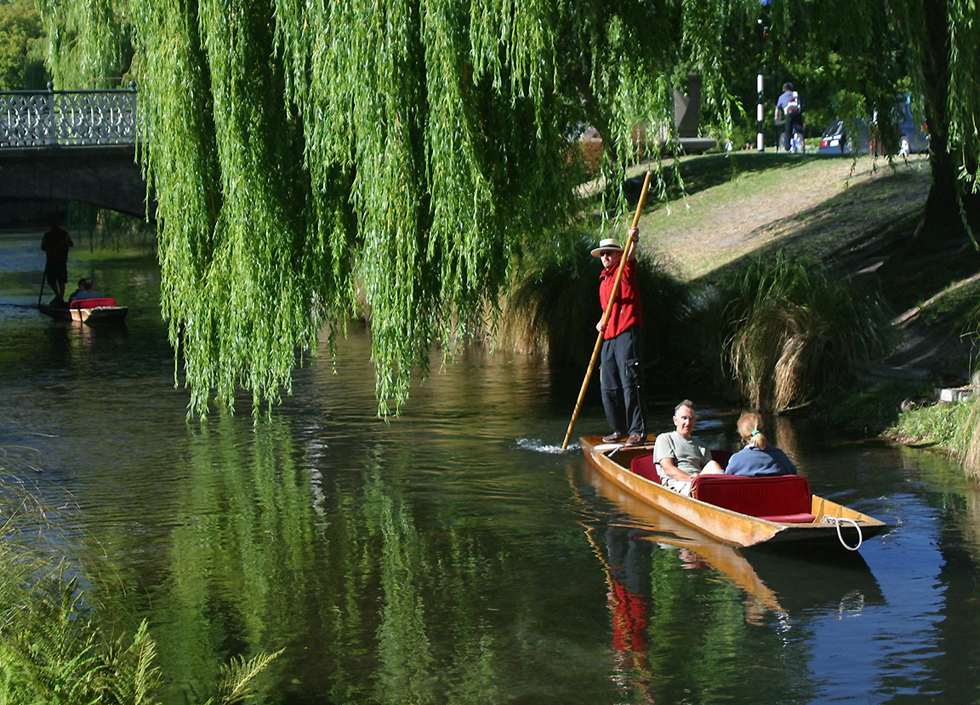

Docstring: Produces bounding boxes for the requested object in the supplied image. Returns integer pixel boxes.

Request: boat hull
[579,435,888,549]
[40,304,128,325]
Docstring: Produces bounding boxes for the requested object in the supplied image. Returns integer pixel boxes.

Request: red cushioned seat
[759,513,816,524]
[69,297,117,309]
[629,455,661,483]
[691,474,811,519]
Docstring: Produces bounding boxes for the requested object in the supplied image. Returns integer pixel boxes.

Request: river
[2,231,979,704]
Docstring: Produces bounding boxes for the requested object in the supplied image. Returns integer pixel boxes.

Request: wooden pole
[37,267,47,306]
[561,170,653,450]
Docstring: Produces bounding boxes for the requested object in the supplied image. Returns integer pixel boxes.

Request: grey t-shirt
[653,431,712,477]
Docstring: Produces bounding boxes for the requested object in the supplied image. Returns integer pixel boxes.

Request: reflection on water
[3,235,980,703]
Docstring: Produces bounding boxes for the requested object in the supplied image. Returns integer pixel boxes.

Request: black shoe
[602,431,627,443]
[624,433,645,447]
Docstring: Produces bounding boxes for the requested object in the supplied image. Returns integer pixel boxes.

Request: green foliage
[38,0,748,416]
[888,399,978,477]
[692,253,893,412]
[39,0,980,414]
[0,0,48,89]
[0,482,279,705]
[35,0,132,87]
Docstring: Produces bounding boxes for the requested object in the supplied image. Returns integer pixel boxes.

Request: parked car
[817,94,928,156]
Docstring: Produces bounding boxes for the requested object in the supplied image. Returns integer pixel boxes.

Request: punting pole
[560,170,653,450]
[37,268,47,306]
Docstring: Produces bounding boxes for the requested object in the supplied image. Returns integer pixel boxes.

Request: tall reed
[959,398,980,478]
[691,253,893,412]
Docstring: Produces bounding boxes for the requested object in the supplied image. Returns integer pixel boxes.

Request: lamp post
[757,0,772,152]
[757,73,764,151]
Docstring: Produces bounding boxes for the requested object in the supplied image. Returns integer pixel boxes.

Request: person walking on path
[775,82,804,153]
[593,227,646,446]
[41,222,73,304]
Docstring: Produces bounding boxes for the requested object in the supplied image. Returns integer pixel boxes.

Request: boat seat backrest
[691,474,811,517]
[629,454,661,483]
[69,297,116,309]
[629,450,731,485]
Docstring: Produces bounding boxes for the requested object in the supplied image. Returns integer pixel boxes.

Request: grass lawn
[632,152,930,281]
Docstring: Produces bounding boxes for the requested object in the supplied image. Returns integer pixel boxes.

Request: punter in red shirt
[592,227,646,446]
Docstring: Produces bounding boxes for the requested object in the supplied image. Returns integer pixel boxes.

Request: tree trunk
[914,0,980,248]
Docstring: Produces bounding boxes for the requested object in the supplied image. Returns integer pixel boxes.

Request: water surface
[1,232,979,704]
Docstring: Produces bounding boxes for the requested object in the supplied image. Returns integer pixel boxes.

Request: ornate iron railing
[0,86,138,148]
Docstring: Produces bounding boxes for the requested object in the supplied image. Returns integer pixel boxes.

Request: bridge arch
[0,88,149,227]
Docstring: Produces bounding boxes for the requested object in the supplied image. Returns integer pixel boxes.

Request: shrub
[690,253,893,412]
[0,478,279,705]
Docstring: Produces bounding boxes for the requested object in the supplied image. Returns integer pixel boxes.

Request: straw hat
[590,238,623,257]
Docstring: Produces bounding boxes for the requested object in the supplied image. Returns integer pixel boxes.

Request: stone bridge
[0,87,148,229]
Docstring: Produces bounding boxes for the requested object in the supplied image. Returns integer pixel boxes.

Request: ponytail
[737,411,768,449]
[749,428,769,450]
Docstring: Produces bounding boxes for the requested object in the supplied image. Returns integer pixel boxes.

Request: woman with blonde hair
[724,411,797,477]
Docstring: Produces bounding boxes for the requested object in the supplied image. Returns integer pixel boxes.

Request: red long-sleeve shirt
[598,260,642,340]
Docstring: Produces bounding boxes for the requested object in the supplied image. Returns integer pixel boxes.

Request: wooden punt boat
[580,435,889,550]
[39,296,128,326]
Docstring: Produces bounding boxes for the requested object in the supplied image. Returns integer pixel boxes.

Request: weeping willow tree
[37,0,741,414]
[42,0,979,415]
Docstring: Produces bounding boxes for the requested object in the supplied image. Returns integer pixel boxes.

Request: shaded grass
[816,378,934,438]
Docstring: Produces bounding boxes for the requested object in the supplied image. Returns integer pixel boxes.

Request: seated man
[653,399,724,496]
[67,278,105,304]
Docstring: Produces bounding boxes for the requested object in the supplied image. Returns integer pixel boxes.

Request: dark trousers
[45,259,68,300]
[599,328,646,436]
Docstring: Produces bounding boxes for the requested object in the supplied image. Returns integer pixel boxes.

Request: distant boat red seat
[68,297,117,309]
[628,454,815,523]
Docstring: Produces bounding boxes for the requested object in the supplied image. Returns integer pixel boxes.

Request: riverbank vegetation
[690,253,893,413]
[0,468,278,704]
[886,398,980,477]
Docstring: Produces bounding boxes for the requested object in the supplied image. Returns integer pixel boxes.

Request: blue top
[776,90,802,113]
[725,445,797,477]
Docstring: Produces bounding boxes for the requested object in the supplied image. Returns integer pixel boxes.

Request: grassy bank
[631,152,930,280]
[885,397,980,476]
[504,149,980,474]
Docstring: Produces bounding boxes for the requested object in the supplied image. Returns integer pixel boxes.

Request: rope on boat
[823,516,863,551]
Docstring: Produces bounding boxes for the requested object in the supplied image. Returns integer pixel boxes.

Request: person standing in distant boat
[593,227,646,447]
[41,222,73,304]
[725,411,797,476]
[654,400,724,496]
